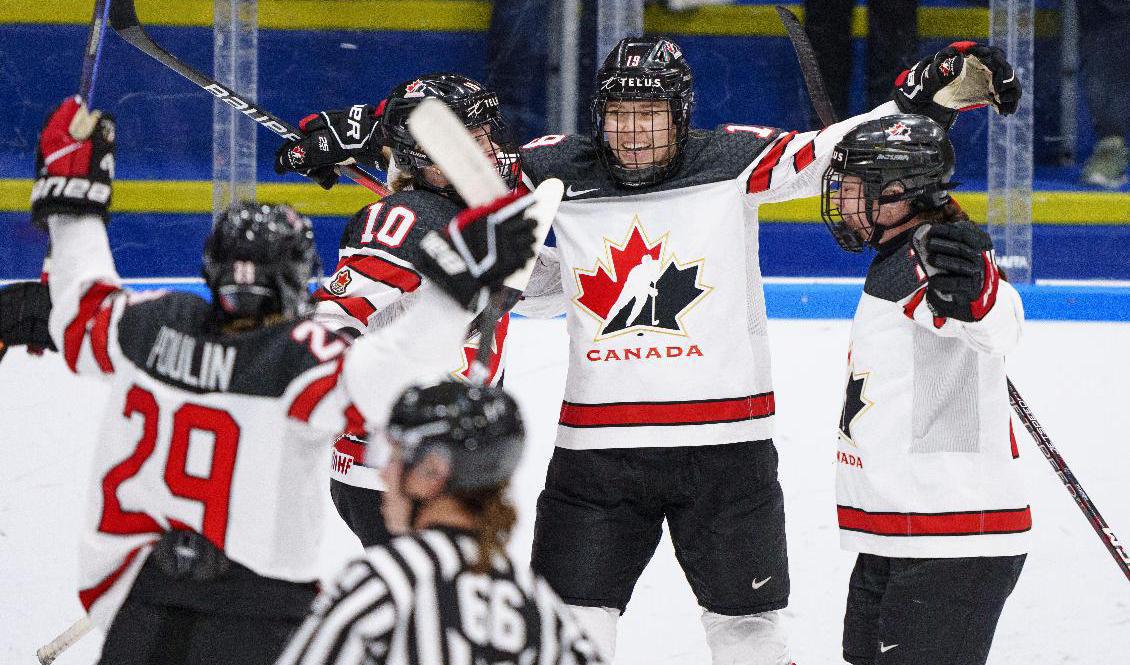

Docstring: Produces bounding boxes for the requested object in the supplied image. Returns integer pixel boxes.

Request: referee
[276,382,607,665]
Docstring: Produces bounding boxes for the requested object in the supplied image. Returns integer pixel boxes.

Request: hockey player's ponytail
[454,482,517,574]
[920,196,971,225]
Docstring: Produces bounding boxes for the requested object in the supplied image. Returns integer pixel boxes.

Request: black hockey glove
[0,282,56,353]
[911,221,1001,323]
[274,104,383,190]
[30,97,114,229]
[894,42,1022,128]
[416,191,538,312]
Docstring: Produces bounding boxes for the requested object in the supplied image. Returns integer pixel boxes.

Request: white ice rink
[2,317,1128,664]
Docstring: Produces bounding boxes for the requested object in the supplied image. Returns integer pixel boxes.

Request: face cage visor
[821,167,936,253]
[593,94,689,187]
[394,115,521,195]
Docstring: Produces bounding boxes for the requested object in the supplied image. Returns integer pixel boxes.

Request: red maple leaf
[576,224,662,320]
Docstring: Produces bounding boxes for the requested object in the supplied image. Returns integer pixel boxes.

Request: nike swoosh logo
[566,185,599,197]
[750,576,772,590]
[879,643,898,653]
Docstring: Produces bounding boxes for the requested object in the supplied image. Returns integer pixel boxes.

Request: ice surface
[1,317,1128,664]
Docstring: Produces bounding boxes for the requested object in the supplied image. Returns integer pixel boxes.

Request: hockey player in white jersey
[820,114,1027,665]
[276,381,606,665]
[274,73,523,548]
[510,38,1021,664]
[26,96,536,665]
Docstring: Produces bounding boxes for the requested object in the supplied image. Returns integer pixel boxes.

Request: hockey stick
[1007,379,1130,582]
[775,5,839,127]
[36,616,93,664]
[106,0,390,197]
[406,98,560,384]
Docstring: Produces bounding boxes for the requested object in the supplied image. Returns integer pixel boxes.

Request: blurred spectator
[486,0,551,142]
[804,0,919,122]
[1079,0,1130,189]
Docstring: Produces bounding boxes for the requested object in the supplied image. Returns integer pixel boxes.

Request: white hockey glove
[894,42,1022,128]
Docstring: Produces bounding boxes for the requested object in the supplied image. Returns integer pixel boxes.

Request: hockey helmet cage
[591,37,695,188]
[821,114,955,252]
[202,201,320,321]
[387,381,525,492]
[380,73,521,196]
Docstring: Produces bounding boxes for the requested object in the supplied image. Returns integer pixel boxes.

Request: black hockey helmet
[202,201,320,322]
[591,37,695,188]
[821,114,955,252]
[387,381,525,492]
[379,73,521,196]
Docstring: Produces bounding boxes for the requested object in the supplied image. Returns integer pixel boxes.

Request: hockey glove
[894,42,1021,128]
[274,104,383,190]
[416,191,538,312]
[0,282,56,352]
[912,221,1000,323]
[30,97,114,229]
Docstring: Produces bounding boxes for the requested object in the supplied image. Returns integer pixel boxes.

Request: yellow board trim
[2,179,1128,224]
[1,1,1057,39]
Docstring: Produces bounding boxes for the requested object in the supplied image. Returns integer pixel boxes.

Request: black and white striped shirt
[276,526,606,665]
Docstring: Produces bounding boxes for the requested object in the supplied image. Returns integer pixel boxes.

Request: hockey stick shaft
[1007,379,1130,581]
[36,616,93,664]
[107,0,389,197]
[775,5,839,128]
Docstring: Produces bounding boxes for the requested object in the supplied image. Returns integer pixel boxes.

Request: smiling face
[602,99,677,170]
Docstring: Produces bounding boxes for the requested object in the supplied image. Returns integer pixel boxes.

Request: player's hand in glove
[30,96,115,229]
[893,41,1022,128]
[912,221,1001,323]
[274,104,383,189]
[0,282,57,357]
[416,190,538,312]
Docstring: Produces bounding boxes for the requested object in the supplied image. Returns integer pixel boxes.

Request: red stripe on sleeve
[902,286,928,320]
[792,139,817,173]
[334,435,367,462]
[79,543,149,611]
[63,282,119,372]
[837,505,1032,537]
[343,255,422,293]
[288,359,344,423]
[320,295,378,326]
[343,404,366,438]
[89,303,115,374]
[746,132,796,194]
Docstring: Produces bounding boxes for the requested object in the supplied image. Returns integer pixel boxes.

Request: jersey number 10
[98,385,241,549]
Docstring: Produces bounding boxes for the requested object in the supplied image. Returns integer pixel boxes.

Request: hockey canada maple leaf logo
[838,351,875,446]
[574,219,712,341]
[328,268,352,296]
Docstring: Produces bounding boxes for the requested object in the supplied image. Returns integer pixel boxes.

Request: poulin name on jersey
[574,219,712,362]
[146,325,237,391]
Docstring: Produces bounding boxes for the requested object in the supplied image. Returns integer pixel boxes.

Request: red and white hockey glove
[912,221,1000,323]
[416,190,538,312]
[30,97,115,229]
[274,104,384,190]
[894,42,1021,128]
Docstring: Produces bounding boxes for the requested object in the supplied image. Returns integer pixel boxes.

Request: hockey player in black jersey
[21,96,537,665]
[821,114,1028,665]
[276,381,606,665]
[272,37,1020,663]
[273,73,524,548]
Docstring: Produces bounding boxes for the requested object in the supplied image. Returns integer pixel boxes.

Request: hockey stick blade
[107,0,389,197]
[36,616,93,664]
[1008,379,1130,582]
[406,98,509,207]
[775,5,839,128]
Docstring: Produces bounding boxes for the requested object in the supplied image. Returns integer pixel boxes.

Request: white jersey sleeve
[901,276,1024,356]
[512,244,567,319]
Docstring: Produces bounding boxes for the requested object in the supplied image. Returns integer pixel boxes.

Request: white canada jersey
[516,102,899,450]
[835,231,1030,558]
[47,216,470,631]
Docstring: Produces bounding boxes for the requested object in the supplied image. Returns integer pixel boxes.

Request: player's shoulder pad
[519,134,603,188]
[339,190,462,251]
[864,240,924,303]
[682,124,787,181]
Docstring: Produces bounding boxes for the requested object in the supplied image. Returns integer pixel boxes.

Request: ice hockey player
[507,38,1021,664]
[274,73,523,548]
[27,96,536,665]
[276,381,607,665]
[821,113,1028,665]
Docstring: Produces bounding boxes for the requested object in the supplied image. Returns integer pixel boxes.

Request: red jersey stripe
[79,543,150,610]
[343,404,366,438]
[559,392,775,428]
[323,296,378,326]
[747,132,796,194]
[334,435,366,462]
[837,505,1032,537]
[343,255,422,293]
[793,139,817,173]
[90,303,115,374]
[63,282,119,372]
[288,360,343,423]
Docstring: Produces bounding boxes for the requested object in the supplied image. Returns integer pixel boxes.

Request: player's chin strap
[867,186,957,249]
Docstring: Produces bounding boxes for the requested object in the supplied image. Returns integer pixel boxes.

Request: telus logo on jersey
[574,219,712,361]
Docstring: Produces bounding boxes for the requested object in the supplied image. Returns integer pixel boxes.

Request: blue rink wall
[2,1,1128,294]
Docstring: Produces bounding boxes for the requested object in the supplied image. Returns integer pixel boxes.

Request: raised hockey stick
[775,5,839,127]
[107,0,390,197]
[36,616,93,664]
[1007,379,1130,582]
[406,98,561,384]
